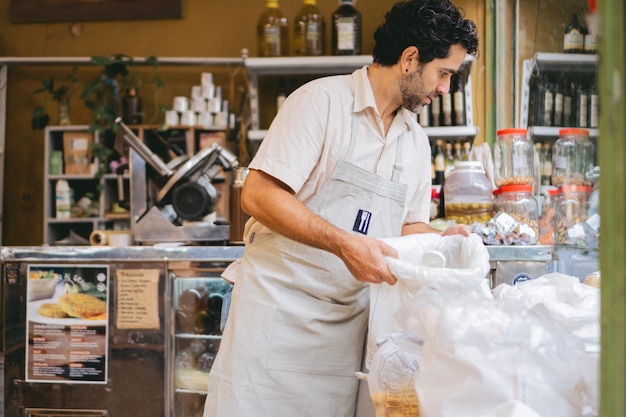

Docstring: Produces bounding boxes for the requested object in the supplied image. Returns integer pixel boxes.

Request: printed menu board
[25,264,109,384]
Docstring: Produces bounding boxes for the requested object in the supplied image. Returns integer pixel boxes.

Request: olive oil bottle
[257,0,289,57]
[293,0,325,56]
[331,0,361,56]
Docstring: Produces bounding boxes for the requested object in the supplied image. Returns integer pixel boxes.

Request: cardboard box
[63,132,93,175]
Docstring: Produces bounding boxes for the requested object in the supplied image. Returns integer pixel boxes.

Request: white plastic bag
[367,233,491,366]
[396,289,589,417]
[493,272,600,345]
[492,272,600,415]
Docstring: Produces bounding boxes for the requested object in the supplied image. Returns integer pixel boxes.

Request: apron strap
[345,110,406,184]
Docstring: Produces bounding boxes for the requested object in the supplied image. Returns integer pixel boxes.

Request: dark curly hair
[372,0,479,66]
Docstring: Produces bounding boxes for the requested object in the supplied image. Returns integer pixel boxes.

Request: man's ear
[401,46,420,73]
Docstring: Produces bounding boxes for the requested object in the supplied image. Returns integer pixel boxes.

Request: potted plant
[31,66,78,129]
[80,54,162,196]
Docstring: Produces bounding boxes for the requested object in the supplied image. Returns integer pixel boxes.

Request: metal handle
[114,117,173,177]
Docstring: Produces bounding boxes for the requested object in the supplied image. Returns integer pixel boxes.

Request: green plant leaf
[31,106,50,130]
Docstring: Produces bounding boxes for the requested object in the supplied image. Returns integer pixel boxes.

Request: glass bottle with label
[454,142,463,162]
[553,78,564,126]
[461,141,471,161]
[418,105,430,127]
[575,77,588,128]
[441,91,453,126]
[584,16,598,54]
[452,73,465,126]
[122,88,142,124]
[444,142,455,178]
[589,77,598,128]
[331,0,361,56]
[257,0,289,57]
[563,13,584,54]
[433,139,445,185]
[562,78,574,127]
[293,0,325,56]
[534,75,548,126]
[541,143,553,186]
[430,96,441,127]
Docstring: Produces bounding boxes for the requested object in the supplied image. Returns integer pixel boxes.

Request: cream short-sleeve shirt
[247,66,432,238]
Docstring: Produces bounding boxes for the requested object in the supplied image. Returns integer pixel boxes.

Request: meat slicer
[114,118,239,244]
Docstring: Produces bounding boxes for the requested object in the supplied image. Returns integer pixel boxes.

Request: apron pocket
[266,288,367,377]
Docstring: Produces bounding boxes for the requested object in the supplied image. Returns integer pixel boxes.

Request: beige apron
[204,114,407,417]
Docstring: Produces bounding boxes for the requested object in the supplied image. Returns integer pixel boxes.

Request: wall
[0,0,487,245]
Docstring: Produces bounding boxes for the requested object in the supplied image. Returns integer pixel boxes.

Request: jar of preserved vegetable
[492,184,539,244]
[551,128,595,186]
[494,128,534,187]
[554,185,592,245]
[444,161,493,224]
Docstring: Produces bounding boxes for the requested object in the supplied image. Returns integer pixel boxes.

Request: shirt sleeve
[249,83,329,194]
[403,128,433,225]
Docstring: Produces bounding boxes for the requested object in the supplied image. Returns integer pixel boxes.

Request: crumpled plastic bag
[396,289,592,417]
[493,272,600,346]
[492,272,601,416]
[367,233,491,366]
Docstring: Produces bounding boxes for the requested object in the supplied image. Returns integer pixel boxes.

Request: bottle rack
[245,54,477,143]
[519,52,599,139]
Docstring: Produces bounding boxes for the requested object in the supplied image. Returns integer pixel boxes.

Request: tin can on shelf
[551,128,595,186]
[444,161,493,224]
[494,128,534,187]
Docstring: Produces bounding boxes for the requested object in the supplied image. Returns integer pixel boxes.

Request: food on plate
[29,270,59,280]
[59,293,107,319]
[38,303,69,318]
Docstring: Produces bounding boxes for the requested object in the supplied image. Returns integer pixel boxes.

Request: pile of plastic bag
[366,233,600,417]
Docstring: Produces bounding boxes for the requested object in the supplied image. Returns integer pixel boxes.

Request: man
[204,0,479,416]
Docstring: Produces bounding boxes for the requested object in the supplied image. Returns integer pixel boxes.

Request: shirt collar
[352,65,414,132]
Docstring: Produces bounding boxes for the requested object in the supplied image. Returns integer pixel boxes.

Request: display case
[169,262,233,417]
[0,245,244,417]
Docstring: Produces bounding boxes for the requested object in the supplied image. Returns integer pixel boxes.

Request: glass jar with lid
[492,184,539,245]
[551,128,595,187]
[539,187,559,245]
[444,161,493,224]
[494,128,534,187]
[554,185,592,245]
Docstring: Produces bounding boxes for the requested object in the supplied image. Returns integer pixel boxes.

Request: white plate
[27,289,107,327]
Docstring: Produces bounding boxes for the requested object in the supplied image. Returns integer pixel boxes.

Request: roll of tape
[90,230,108,246]
[108,231,134,247]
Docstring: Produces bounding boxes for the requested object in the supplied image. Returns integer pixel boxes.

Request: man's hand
[442,223,471,237]
[337,235,399,285]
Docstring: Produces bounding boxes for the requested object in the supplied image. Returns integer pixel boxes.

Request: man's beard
[399,66,431,114]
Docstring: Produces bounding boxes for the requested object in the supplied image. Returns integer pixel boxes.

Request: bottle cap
[558,128,589,137]
[497,128,528,137]
[498,184,533,193]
